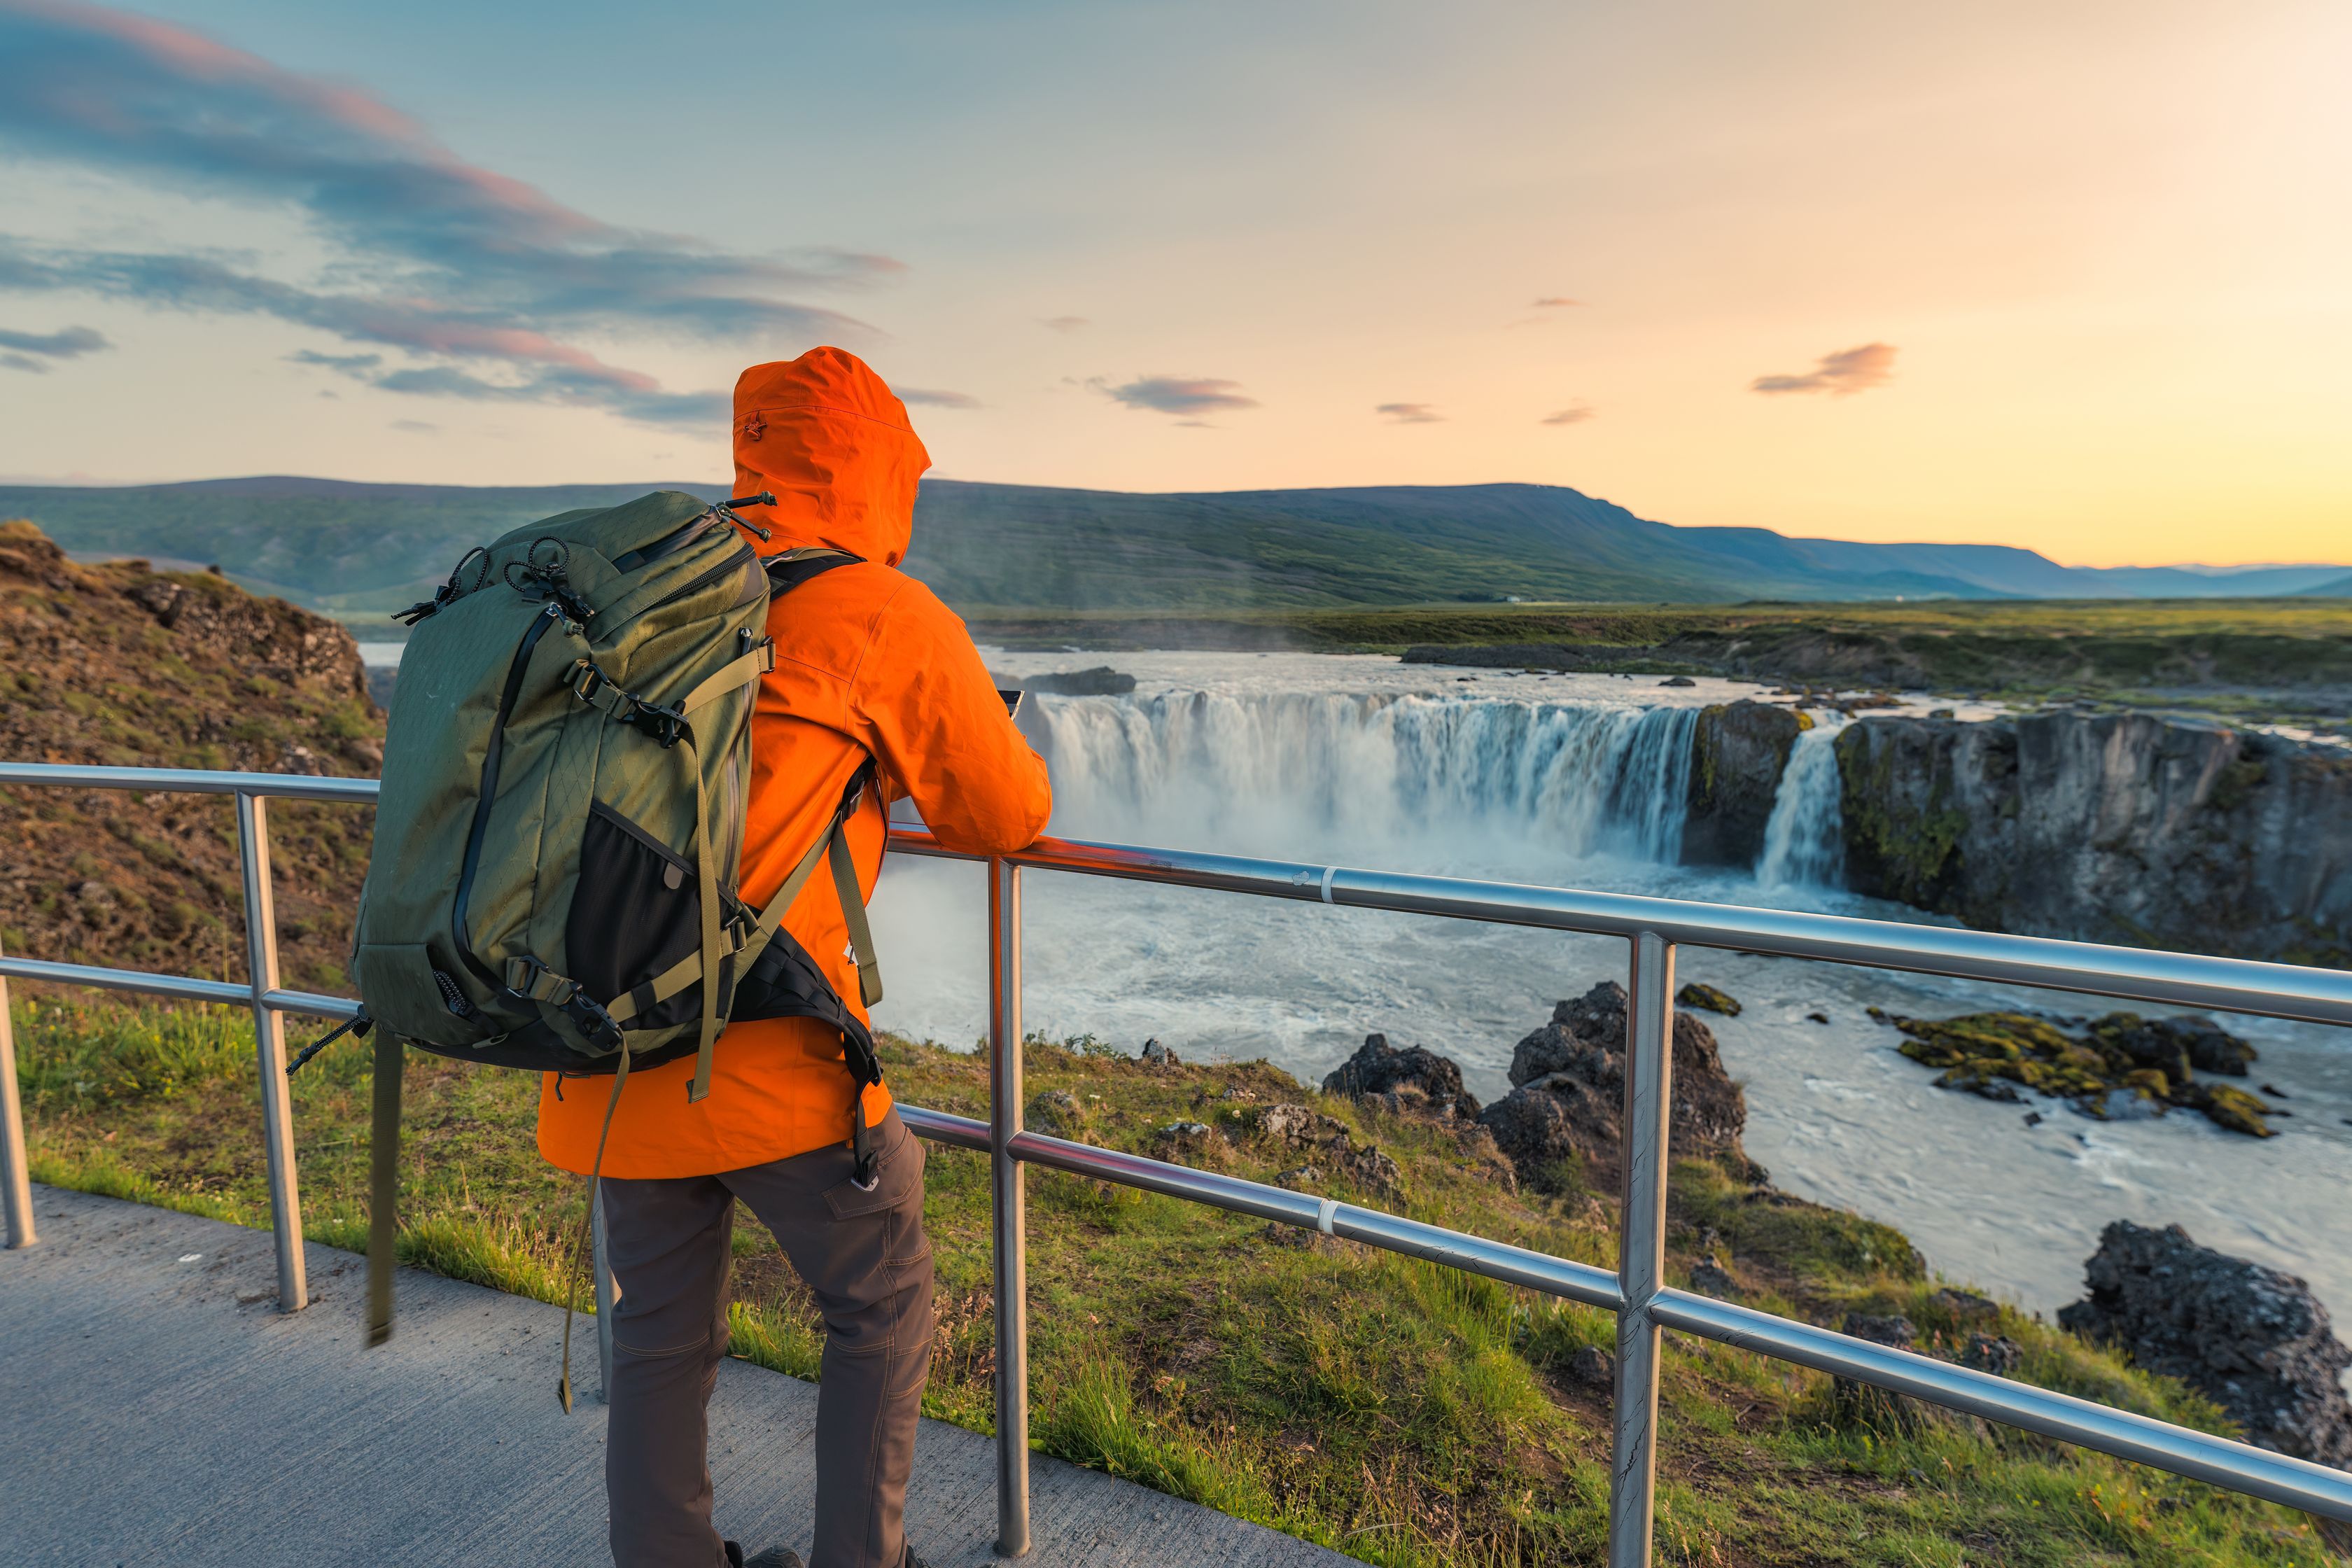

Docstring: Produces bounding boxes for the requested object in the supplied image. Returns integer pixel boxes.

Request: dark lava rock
[1139,1037,1181,1069]
[1842,1313,1919,1348]
[2057,1220,2352,1467]
[1960,1333,2024,1378]
[1676,982,1742,1017]
[1482,981,1747,1184]
[1658,675,1697,687]
[1683,700,1808,867]
[1689,1259,1737,1297]
[1930,1287,2001,1324]
[2089,1013,2258,1079]
[1322,1032,1481,1120]
[1569,1345,1616,1388]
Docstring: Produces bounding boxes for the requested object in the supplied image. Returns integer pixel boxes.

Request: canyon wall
[1835,711,2351,965]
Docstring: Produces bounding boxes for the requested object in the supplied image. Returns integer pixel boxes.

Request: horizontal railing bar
[0,955,251,1008]
[897,1104,992,1153]
[0,762,379,805]
[264,988,363,1022]
[1017,1121,1627,1310]
[0,957,362,1023]
[890,827,2352,1028]
[902,1111,1626,1308]
[1653,1288,2352,1522]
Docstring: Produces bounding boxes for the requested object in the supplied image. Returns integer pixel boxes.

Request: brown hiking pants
[597,1109,934,1568]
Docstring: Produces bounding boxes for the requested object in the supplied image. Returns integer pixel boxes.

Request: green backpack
[317,489,890,1400]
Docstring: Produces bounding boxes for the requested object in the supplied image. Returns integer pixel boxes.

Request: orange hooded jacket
[537,349,1052,1177]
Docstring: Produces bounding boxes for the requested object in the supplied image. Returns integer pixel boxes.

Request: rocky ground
[0,521,381,988]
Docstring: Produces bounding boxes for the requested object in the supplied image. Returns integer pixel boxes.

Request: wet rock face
[2057,1221,2352,1469]
[1683,700,1807,867]
[1835,710,2352,967]
[1321,1032,1482,1121]
[1480,981,1749,1184]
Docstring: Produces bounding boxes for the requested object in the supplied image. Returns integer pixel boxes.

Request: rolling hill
[1,475,2342,620]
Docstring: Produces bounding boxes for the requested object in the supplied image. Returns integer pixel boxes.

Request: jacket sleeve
[848,577,1052,854]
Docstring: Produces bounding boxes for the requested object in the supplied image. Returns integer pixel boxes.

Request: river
[864,650,2352,1323]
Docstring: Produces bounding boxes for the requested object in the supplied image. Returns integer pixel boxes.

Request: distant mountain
[1,475,2340,617]
[2295,573,2352,598]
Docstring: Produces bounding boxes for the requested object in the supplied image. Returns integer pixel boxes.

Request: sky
[1,0,2348,567]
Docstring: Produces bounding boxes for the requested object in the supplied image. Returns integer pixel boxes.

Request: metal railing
[2,760,2348,1567]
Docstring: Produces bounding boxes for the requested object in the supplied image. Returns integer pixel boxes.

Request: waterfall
[1032,690,1699,867]
[1756,722,1847,889]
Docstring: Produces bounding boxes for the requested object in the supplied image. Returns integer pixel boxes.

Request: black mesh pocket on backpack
[568,802,701,1027]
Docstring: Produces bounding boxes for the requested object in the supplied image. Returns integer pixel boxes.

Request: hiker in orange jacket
[538,348,1052,1568]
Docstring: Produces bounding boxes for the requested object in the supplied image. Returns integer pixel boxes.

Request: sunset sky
[2,0,2348,566]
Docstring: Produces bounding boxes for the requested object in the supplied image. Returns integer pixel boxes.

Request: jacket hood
[731,347,931,567]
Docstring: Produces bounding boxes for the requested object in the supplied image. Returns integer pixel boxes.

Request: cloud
[1,353,45,373]
[1098,375,1259,416]
[1751,342,1898,396]
[1041,316,1089,333]
[1532,297,1582,308]
[1540,403,1595,426]
[0,323,110,358]
[1376,402,1443,424]
[0,1,892,425]
[897,386,981,410]
[390,419,436,434]
[288,349,382,373]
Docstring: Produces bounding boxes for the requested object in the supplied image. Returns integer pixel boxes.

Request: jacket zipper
[451,603,561,989]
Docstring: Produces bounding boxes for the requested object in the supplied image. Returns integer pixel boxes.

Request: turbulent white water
[1037,689,1699,864]
[869,651,2352,1325]
[1756,722,1847,890]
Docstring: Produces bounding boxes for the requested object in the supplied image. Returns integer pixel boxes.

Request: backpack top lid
[730,348,930,568]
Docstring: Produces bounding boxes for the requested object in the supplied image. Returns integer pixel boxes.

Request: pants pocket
[566,801,699,1021]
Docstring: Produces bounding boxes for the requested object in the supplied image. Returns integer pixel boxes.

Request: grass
[10,993,2344,1566]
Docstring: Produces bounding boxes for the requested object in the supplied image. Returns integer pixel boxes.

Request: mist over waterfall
[1032,690,1700,867]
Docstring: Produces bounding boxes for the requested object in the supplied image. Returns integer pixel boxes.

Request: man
[538,347,1053,1568]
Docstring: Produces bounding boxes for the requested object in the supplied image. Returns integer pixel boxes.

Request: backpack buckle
[568,660,608,703]
[624,699,689,748]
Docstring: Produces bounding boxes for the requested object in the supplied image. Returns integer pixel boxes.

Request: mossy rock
[2171,1081,2276,1138]
[1892,1010,2276,1138]
[1675,981,1741,1017]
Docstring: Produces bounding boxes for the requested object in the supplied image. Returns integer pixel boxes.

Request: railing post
[0,934,34,1250]
[592,1182,618,1403]
[1609,930,1675,1568]
[234,792,307,1312]
[988,857,1031,1558]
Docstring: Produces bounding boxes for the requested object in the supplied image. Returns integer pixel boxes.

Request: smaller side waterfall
[1756,722,1847,889]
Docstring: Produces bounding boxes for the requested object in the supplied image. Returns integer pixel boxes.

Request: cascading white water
[1756,721,1848,889]
[1033,690,1699,867]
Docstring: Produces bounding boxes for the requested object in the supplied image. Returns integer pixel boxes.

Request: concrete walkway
[1,1184,1349,1568]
